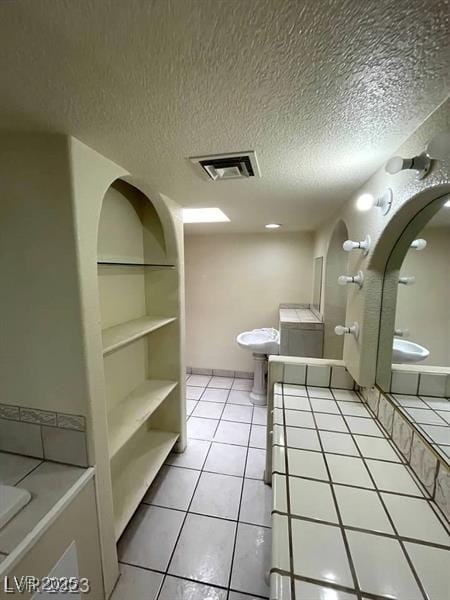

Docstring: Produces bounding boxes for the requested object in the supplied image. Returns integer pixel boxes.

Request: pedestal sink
[392,338,429,363]
[237,328,280,405]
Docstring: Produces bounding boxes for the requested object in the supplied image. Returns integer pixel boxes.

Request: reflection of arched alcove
[96,178,185,541]
[323,221,349,359]
[375,188,450,388]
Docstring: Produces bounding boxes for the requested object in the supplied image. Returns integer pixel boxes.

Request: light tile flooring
[390,393,450,462]
[112,375,271,600]
[272,383,450,600]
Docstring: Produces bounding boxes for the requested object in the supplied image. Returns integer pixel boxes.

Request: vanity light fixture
[385,153,431,179]
[356,189,392,215]
[410,239,427,250]
[182,207,230,223]
[334,322,359,339]
[385,131,450,180]
[265,223,281,229]
[343,235,371,255]
[338,271,364,288]
[398,276,416,285]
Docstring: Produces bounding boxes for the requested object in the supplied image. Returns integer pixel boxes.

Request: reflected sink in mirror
[0,484,31,529]
[392,338,429,364]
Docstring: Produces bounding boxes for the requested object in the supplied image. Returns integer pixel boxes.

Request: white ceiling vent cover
[190,151,260,181]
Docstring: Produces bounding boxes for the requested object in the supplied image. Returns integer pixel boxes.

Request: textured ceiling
[0,0,449,233]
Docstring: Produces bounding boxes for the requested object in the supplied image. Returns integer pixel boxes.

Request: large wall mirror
[376,192,450,461]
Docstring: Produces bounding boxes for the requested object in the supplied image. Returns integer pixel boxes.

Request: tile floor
[112,374,271,600]
[390,393,450,462]
[271,383,450,600]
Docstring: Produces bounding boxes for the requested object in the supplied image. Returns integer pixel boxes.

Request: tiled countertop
[388,393,450,463]
[279,305,323,329]
[0,452,90,562]
[270,384,449,600]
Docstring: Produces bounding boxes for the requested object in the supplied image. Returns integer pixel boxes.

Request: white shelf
[102,315,177,355]
[108,379,178,458]
[111,429,179,540]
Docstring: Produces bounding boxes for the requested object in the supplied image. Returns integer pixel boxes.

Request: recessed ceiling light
[265,223,281,229]
[445,199,450,207]
[182,207,230,223]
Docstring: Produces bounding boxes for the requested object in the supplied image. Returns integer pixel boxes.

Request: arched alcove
[95,178,185,541]
[323,220,349,359]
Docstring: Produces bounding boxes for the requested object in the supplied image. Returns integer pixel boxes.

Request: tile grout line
[280,383,299,599]
[225,400,254,600]
[119,560,267,599]
[154,388,225,599]
[162,379,269,599]
[304,386,363,600]
[330,388,430,600]
[155,424,216,600]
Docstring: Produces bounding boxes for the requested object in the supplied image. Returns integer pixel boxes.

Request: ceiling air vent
[190,151,260,181]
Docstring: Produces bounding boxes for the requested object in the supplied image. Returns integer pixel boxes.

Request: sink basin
[392,339,429,364]
[0,485,31,529]
[237,328,280,355]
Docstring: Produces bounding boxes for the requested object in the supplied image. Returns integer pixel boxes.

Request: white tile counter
[279,305,324,358]
[270,383,449,600]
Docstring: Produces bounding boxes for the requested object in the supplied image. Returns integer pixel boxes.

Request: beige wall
[396,225,450,367]
[185,232,314,372]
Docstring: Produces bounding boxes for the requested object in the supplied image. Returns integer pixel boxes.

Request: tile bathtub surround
[270,383,449,600]
[0,402,87,466]
[114,375,271,600]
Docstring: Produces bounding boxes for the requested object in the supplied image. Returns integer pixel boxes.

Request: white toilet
[236,328,280,405]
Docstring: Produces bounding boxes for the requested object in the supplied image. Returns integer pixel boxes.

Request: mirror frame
[376,192,450,390]
[312,256,324,315]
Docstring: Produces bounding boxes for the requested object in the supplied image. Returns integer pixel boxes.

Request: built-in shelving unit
[111,428,179,539]
[102,315,177,355]
[97,179,185,541]
[108,379,178,458]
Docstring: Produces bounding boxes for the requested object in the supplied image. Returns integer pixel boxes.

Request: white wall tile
[306,365,331,387]
[284,364,306,385]
[419,373,447,398]
[330,366,355,390]
[391,371,419,395]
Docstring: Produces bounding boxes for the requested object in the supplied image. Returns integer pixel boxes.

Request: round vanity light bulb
[338,275,350,285]
[265,223,281,229]
[410,238,427,250]
[399,276,416,285]
[356,193,374,212]
[385,156,405,174]
[343,240,357,251]
[334,325,347,336]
